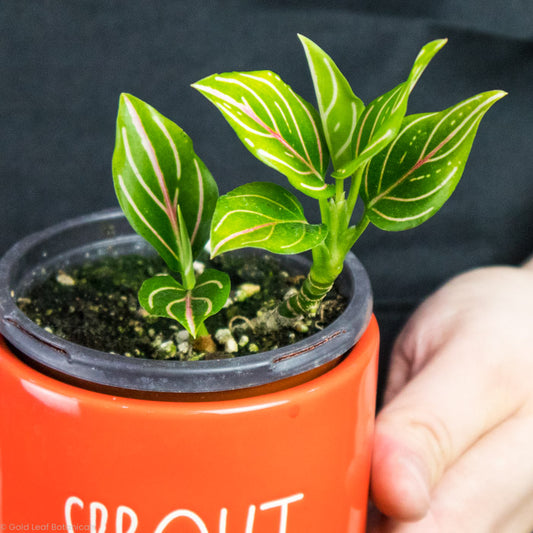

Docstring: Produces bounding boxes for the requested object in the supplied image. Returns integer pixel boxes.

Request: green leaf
[332,39,448,179]
[112,93,218,272]
[210,181,328,256]
[361,90,506,230]
[298,34,365,170]
[138,269,231,338]
[192,71,334,199]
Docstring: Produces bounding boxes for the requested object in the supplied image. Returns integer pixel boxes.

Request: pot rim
[0,209,373,395]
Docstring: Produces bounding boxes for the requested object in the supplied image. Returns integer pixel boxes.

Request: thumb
[370,406,433,521]
[370,333,516,522]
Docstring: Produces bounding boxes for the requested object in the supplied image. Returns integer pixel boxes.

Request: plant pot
[0,209,379,532]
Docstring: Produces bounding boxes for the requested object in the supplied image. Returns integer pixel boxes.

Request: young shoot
[112,94,229,340]
[193,36,505,319]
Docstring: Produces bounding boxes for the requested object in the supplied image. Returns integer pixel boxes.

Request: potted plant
[0,35,503,531]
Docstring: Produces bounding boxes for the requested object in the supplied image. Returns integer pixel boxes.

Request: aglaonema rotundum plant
[112,35,505,346]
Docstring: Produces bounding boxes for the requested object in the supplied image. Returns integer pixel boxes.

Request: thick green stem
[279,199,347,318]
[278,268,335,318]
[277,169,371,319]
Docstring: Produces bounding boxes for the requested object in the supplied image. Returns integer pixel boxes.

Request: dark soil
[17,252,347,361]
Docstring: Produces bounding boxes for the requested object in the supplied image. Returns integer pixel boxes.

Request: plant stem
[335,178,345,202]
[279,200,346,318]
[177,205,197,290]
[278,169,371,320]
[318,197,330,226]
[350,213,370,246]
[196,322,209,337]
[278,268,334,317]
[347,165,365,215]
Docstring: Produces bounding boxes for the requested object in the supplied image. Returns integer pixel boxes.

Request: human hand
[368,259,533,532]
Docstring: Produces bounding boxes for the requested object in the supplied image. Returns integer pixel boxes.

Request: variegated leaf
[210,181,327,256]
[362,90,506,230]
[333,39,448,179]
[138,269,231,338]
[112,93,218,272]
[192,71,334,199]
[298,34,365,170]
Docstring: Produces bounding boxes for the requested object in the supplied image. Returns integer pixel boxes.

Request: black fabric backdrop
[2,1,532,404]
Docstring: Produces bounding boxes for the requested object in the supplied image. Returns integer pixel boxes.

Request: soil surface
[17,252,347,361]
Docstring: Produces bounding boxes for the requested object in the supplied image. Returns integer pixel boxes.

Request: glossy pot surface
[0,316,379,532]
[0,210,378,531]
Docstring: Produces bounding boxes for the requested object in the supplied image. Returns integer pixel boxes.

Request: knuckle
[408,413,454,484]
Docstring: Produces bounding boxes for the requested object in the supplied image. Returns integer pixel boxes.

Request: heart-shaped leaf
[298,34,365,170]
[332,39,448,179]
[361,90,506,230]
[192,71,334,199]
[138,269,231,338]
[112,93,218,273]
[210,181,327,256]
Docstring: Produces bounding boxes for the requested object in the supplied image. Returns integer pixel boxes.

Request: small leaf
[210,182,328,256]
[332,39,448,179]
[139,269,231,338]
[361,90,506,230]
[112,93,218,272]
[298,34,365,170]
[193,71,334,199]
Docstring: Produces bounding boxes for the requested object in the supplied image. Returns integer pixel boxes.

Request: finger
[385,266,533,406]
[372,409,533,532]
[371,333,527,521]
[382,297,450,406]
[382,329,415,405]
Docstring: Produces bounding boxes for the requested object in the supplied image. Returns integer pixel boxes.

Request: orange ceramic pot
[0,211,379,532]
